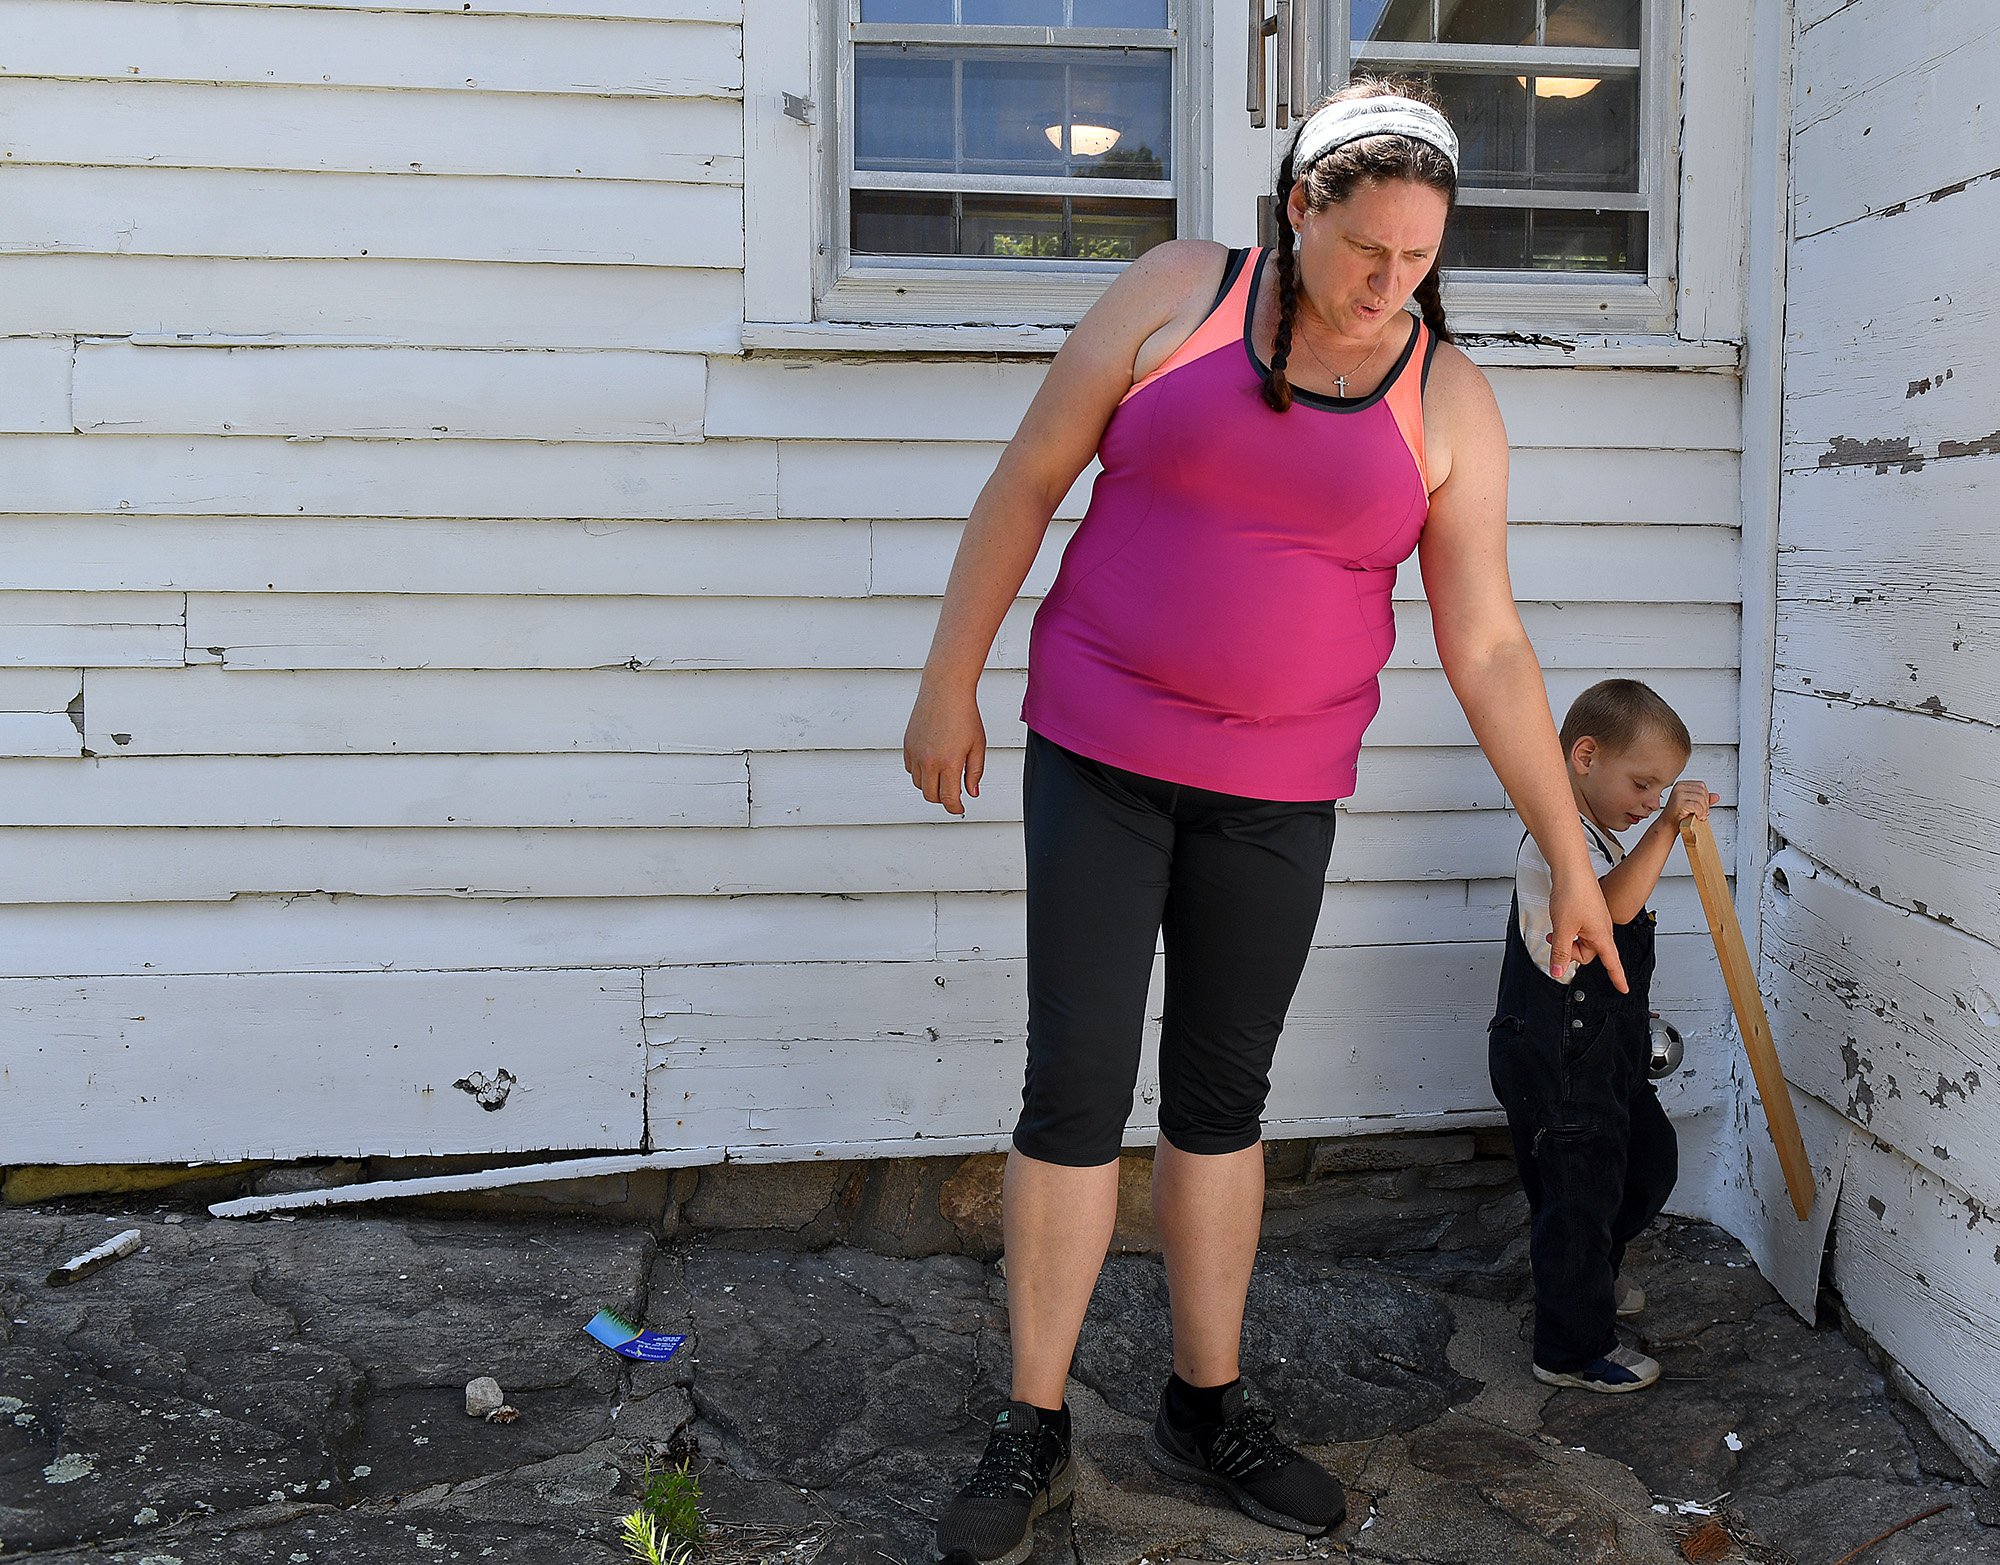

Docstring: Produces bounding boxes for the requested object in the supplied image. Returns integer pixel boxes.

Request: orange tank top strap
[1118,246,1259,408]
[1384,316,1441,494]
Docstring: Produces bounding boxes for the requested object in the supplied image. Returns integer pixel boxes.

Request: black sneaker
[1142,1381,1346,1536]
[931,1400,1075,1565]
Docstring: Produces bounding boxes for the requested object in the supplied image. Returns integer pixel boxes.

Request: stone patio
[4,1186,1998,1564]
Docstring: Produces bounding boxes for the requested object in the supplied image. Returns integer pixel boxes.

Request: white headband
[1292,95,1460,176]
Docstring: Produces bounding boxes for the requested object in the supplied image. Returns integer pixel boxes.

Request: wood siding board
[0,893,941,979]
[74,666,1734,757]
[1673,0,1751,343]
[0,754,751,827]
[2,5,742,97]
[1784,183,2000,472]
[1830,1136,2000,1453]
[0,336,73,432]
[0,669,84,710]
[1769,695,2000,944]
[0,436,779,519]
[0,969,646,1164]
[0,79,743,183]
[0,713,83,758]
[869,521,1743,603]
[0,519,870,597]
[0,812,1735,905]
[75,343,710,442]
[0,256,745,352]
[1793,0,2000,234]
[120,1,740,19]
[1,167,744,269]
[0,592,184,667]
[1763,852,2000,1213]
[1775,456,1998,725]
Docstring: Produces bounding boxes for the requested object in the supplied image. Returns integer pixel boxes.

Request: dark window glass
[964,0,1065,23]
[854,53,956,170]
[962,193,1069,256]
[1071,0,1169,24]
[1068,196,1175,258]
[1533,76,1639,191]
[852,191,956,255]
[1528,208,1645,270]
[859,0,954,20]
[1437,0,1535,45]
[1544,0,1642,49]
[1430,71,1530,187]
[962,58,1069,172]
[1446,207,1529,269]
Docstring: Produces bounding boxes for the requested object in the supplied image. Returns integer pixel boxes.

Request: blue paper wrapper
[585,1308,687,1363]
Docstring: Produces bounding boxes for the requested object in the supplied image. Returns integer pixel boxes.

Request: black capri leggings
[1014,731,1339,1167]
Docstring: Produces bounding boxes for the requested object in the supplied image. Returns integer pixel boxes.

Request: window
[1345,0,1677,329]
[817,0,1196,324]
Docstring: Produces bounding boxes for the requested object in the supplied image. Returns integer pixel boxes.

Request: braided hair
[1262,77,1458,414]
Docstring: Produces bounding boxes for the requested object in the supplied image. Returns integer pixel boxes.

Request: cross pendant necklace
[1300,327,1383,398]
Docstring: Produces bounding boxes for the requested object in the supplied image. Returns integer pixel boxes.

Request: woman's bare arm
[1417,344,1626,989]
[904,239,1227,813]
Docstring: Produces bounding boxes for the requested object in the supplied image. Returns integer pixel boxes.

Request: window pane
[1430,71,1529,186]
[1446,207,1528,269]
[1544,0,1642,49]
[1533,76,1638,191]
[1069,56,1171,178]
[964,0,1064,22]
[1436,0,1535,45]
[961,193,1068,256]
[1529,208,1645,270]
[854,52,956,170]
[852,191,955,255]
[962,58,1069,172]
[1072,0,1169,24]
[860,0,954,19]
[1354,0,1434,43]
[1070,197,1175,258]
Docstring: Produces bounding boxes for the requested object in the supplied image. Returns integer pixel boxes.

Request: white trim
[742,0,818,328]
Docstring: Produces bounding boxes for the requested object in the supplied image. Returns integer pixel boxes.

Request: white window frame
[1341,0,1682,335]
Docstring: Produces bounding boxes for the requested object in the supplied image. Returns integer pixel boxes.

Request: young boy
[1489,679,1718,1393]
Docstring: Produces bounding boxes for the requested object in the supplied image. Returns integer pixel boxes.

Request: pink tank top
[1022,246,1437,801]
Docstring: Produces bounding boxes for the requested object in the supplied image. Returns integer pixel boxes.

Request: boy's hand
[1663,780,1719,827]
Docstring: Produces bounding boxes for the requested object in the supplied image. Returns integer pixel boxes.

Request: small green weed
[621,1456,703,1565]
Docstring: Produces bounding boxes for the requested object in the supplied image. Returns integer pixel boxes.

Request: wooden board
[0,592,183,667]
[0,255,745,352]
[1,3,742,97]
[0,434,778,519]
[2,166,743,269]
[0,968,645,1163]
[1770,693,2000,945]
[1762,849,2000,1212]
[75,343,709,442]
[0,518,873,597]
[0,78,742,183]
[0,336,72,432]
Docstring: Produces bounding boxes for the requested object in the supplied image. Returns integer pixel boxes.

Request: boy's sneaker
[1533,1343,1660,1394]
[1142,1381,1346,1536]
[931,1401,1074,1565]
[1615,1277,1647,1317]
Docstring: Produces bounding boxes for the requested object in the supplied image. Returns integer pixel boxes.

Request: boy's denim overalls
[1488,824,1679,1371]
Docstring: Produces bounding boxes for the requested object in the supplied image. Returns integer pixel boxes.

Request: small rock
[465,1377,505,1418]
[486,1405,520,1424]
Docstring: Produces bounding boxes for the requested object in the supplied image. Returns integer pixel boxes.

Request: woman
[905,81,1625,1561]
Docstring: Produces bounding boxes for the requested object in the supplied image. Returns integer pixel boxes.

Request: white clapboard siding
[0,969,646,1164]
[0,811,1737,906]
[872,520,1742,602]
[4,519,871,597]
[1830,1137,2000,1453]
[77,666,1735,757]
[0,753,750,827]
[0,592,183,666]
[747,744,1742,826]
[644,938,1731,1149]
[1792,0,1999,237]
[176,595,1736,673]
[0,255,745,352]
[777,441,1738,525]
[2,166,743,269]
[0,435,778,519]
[0,336,72,432]
[1776,455,1998,725]
[1784,183,2000,472]
[0,78,743,184]
[0,893,943,979]
[1770,695,2000,945]
[1763,853,2000,1213]
[2,3,741,97]
[75,343,709,442]
[128,0,737,19]
[707,358,1741,451]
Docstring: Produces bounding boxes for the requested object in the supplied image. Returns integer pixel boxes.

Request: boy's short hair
[1559,678,1691,759]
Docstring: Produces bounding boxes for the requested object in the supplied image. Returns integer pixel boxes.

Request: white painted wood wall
[1753,0,2000,1462]
[0,1,1740,1169]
